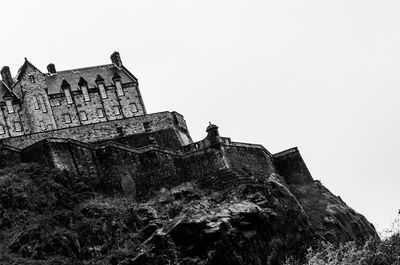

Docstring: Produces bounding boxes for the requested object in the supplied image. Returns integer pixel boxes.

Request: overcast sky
[1,0,399,232]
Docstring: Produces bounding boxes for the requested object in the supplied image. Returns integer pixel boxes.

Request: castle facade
[0,52,146,138]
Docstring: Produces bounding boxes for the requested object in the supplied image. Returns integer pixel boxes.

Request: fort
[0,52,313,199]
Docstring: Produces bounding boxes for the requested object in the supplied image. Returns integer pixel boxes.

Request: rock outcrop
[0,163,377,265]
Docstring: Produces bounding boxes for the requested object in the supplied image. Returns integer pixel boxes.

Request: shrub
[285,217,400,265]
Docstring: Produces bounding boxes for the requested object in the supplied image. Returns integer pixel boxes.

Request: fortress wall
[96,147,184,198]
[273,148,314,184]
[20,140,55,167]
[181,146,228,181]
[17,130,313,199]
[223,144,276,178]
[1,112,190,149]
[64,142,101,186]
[21,138,185,198]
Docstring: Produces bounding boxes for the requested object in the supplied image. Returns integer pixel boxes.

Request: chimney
[47,63,56,74]
[1,66,13,88]
[110,51,122,67]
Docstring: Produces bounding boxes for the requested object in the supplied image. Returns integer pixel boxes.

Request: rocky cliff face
[0,163,377,265]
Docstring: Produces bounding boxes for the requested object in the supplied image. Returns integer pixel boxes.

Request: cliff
[0,162,377,265]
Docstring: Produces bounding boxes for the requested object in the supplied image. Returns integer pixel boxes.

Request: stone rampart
[273,147,314,184]
[15,130,312,198]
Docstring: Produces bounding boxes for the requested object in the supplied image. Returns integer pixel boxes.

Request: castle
[0,52,314,198]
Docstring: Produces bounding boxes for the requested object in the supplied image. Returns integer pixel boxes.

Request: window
[113,105,121,115]
[79,111,88,121]
[97,108,105,118]
[28,75,35,83]
[143,122,151,131]
[33,96,40,110]
[64,114,72,124]
[98,83,107,99]
[115,81,124,96]
[130,103,138,113]
[14,121,22,132]
[81,86,90,102]
[64,89,73,104]
[51,99,61,107]
[5,99,14,113]
[39,95,47,113]
[0,125,5,135]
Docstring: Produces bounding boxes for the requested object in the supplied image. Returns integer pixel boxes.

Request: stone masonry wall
[20,139,236,199]
[0,103,24,138]
[21,139,186,198]
[18,128,313,199]
[181,146,229,181]
[1,111,191,149]
[49,83,144,130]
[273,148,314,184]
[18,64,57,134]
[223,144,276,178]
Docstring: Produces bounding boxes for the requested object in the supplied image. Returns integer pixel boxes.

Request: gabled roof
[95,74,104,82]
[77,77,87,87]
[2,87,14,99]
[15,58,43,83]
[45,64,136,95]
[0,82,19,101]
[61,79,71,89]
[112,72,121,80]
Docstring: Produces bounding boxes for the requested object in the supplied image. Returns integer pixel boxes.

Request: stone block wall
[49,83,144,130]
[18,127,314,199]
[1,111,192,149]
[273,148,314,184]
[21,139,186,199]
[181,146,229,181]
[0,104,24,138]
[223,144,276,178]
[96,147,184,198]
[17,64,57,134]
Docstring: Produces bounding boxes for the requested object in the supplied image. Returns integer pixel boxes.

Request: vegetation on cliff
[0,162,377,264]
[285,232,400,265]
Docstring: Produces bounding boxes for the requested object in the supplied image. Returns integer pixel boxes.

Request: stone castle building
[0,52,313,199]
[0,52,146,138]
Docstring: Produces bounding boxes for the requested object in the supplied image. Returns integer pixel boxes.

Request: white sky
[1,0,399,232]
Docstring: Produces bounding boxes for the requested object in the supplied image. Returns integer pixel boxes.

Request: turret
[206,122,222,146]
